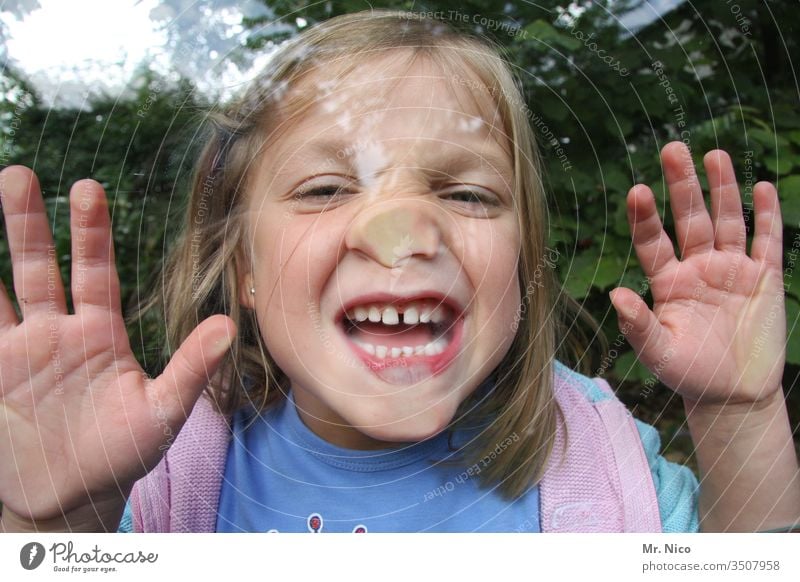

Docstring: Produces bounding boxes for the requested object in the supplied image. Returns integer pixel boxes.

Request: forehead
[268,51,510,160]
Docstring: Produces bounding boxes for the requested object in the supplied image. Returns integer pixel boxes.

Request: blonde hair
[145,9,568,500]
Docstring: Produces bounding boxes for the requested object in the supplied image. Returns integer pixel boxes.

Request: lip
[337,314,465,377]
[334,291,466,325]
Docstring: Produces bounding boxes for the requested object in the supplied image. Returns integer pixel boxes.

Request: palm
[2,309,153,518]
[612,143,785,404]
[0,167,234,522]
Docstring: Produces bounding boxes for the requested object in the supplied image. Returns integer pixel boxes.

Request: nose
[344,200,443,268]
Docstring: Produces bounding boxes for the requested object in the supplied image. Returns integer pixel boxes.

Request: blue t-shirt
[117,364,698,533]
[215,391,540,533]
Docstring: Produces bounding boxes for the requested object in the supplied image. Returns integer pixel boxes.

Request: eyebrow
[425,143,513,179]
[271,140,348,175]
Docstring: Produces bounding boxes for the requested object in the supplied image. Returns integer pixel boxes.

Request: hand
[610,142,785,406]
[0,167,236,527]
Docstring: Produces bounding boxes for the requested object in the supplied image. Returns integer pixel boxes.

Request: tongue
[348,322,434,348]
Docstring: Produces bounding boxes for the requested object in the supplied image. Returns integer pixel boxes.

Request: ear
[238,272,255,309]
[236,249,255,310]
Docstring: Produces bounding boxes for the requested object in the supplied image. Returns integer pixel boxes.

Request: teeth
[419,307,432,324]
[368,306,382,322]
[382,306,399,325]
[351,338,450,359]
[345,300,456,328]
[402,306,419,325]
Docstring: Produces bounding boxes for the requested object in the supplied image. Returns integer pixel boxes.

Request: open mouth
[336,295,463,374]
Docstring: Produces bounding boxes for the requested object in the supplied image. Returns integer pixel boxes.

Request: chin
[352,401,459,444]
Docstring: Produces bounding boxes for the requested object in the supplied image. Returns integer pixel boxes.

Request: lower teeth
[355,338,447,359]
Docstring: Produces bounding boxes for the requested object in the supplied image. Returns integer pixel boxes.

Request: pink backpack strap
[540,364,661,532]
[130,395,230,532]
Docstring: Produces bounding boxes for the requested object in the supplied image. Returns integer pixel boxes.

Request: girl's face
[240,55,521,449]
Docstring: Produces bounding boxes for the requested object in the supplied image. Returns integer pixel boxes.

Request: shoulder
[117,499,134,533]
[553,360,617,404]
[632,418,700,532]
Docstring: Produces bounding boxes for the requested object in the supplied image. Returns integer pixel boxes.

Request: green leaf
[594,253,625,291]
[765,154,792,175]
[523,20,580,51]
[601,167,631,194]
[787,297,800,365]
[777,175,800,228]
[603,115,633,137]
[560,251,598,300]
[749,128,791,150]
[785,269,800,301]
[611,349,653,383]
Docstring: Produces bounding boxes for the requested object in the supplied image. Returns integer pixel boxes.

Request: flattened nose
[345,203,441,268]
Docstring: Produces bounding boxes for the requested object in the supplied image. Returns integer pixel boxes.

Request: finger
[750,181,782,268]
[0,280,20,332]
[0,166,67,318]
[153,315,236,426]
[627,184,678,277]
[609,287,673,372]
[704,150,746,253]
[70,179,122,315]
[661,141,714,258]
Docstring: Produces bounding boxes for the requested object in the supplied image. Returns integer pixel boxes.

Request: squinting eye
[298,185,345,199]
[293,182,355,207]
[443,189,499,207]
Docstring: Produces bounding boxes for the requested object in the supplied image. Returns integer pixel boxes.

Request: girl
[0,10,798,533]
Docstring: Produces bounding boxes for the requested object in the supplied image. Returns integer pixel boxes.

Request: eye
[292,177,356,208]
[441,187,500,208]
[298,185,346,199]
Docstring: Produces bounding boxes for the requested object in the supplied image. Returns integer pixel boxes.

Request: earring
[250,287,256,295]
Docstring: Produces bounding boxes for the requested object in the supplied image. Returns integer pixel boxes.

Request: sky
[0,0,279,106]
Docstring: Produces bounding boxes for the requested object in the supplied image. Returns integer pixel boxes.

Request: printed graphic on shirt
[307,512,323,533]
[352,524,368,533]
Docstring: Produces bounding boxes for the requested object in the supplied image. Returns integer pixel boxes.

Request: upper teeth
[348,301,448,326]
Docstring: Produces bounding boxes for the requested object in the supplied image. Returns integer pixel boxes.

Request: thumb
[609,287,669,371]
[153,314,237,426]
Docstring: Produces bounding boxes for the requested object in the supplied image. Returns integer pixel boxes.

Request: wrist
[684,386,786,423]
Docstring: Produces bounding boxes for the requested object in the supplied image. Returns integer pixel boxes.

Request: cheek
[460,218,521,316]
[252,213,344,334]
[457,218,521,375]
